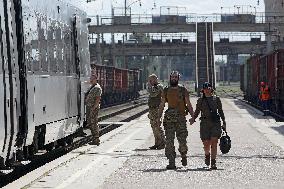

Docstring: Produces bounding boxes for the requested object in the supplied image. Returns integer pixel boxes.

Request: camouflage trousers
[163,116,188,160]
[148,107,165,146]
[86,107,99,139]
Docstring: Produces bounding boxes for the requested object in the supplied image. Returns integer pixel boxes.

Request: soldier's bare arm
[217,97,226,129]
[184,93,194,118]
[190,99,201,125]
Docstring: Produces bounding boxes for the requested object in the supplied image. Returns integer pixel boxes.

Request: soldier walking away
[85,72,102,145]
[190,82,226,169]
[259,81,270,116]
[159,71,194,169]
[147,74,165,150]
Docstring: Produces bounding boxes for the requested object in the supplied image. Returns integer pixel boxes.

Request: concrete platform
[5,98,284,189]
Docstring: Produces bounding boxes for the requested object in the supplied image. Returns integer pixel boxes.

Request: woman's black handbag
[219,129,231,154]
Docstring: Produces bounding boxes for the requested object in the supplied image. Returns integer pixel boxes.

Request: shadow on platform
[272,125,284,136]
[190,154,284,160]
[233,100,265,119]
[141,167,224,173]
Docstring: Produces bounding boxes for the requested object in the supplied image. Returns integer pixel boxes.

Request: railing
[88,12,284,26]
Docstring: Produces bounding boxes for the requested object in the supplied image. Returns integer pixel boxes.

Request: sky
[68,0,265,16]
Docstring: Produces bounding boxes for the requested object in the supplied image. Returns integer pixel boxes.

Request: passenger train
[0,0,92,169]
[0,0,143,170]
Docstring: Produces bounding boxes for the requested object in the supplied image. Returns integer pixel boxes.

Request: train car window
[80,31,90,76]
[25,44,32,72]
[22,8,32,72]
[39,15,48,72]
[56,23,65,73]
[48,20,57,73]
[31,12,40,71]
[64,28,72,75]
[70,29,76,75]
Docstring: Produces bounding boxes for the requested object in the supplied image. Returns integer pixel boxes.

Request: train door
[0,1,7,166]
[72,15,82,123]
[0,0,20,166]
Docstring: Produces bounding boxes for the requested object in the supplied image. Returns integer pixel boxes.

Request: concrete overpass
[90,41,284,57]
[89,23,284,34]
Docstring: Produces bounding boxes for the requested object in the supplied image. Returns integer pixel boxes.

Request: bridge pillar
[111,33,116,66]
[227,54,239,85]
[196,22,215,95]
[96,33,102,65]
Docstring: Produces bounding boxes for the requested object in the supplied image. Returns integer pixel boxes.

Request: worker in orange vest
[259,81,270,116]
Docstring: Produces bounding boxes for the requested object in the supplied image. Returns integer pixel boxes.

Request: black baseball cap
[202,82,212,89]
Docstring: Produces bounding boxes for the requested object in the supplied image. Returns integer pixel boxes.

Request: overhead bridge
[90,41,284,56]
[89,22,284,34]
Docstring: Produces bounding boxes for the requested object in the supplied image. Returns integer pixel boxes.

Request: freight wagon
[91,64,142,107]
[241,50,284,115]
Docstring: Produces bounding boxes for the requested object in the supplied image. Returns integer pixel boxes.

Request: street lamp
[124,0,142,17]
[124,0,141,40]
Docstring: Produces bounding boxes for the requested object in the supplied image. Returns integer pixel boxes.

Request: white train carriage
[0,0,91,169]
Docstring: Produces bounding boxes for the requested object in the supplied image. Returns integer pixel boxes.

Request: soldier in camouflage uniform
[190,82,226,169]
[147,74,165,150]
[85,72,102,145]
[159,71,194,169]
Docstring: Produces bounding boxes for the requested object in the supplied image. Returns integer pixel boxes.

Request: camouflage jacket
[147,83,164,108]
[85,83,102,109]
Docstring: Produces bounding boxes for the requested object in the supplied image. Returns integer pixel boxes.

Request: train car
[240,64,244,92]
[245,55,260,104]
[241,50,284,116]
[91,64,141,107]
[0,0,91,169]
[269,50,284,114]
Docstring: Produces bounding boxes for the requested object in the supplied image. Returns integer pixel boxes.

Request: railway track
[218,89,284,121]
[0,96,149,187]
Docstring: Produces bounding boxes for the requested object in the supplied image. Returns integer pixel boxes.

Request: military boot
[181,155,187,166]
[210,159,217,170]
[89,138,100,146]
[205,153,210,166]
[166,159,176,170]
[156,143,165,150]
[149,145,158,149]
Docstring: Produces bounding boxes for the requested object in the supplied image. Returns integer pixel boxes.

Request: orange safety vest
[260,86,270,101]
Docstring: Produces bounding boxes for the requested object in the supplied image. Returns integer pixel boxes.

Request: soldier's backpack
[163,85,187,122]
[148,84,162,108]
[164,85,189,114]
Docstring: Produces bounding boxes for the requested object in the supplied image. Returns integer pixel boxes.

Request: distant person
[259,81,270,116]
[190,82,226,169]
[147,74,165,150]
[85,72,102,145]
[159,71,194,169]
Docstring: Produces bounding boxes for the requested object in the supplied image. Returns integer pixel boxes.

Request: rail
[0,96,149,187]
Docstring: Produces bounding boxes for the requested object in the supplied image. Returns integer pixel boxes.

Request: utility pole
[125,0,127,17]
[124,0,127,40]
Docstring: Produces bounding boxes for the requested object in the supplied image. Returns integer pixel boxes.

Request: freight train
[0,0,142,170]
[92,64,142,108]
[240,49,284,116]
